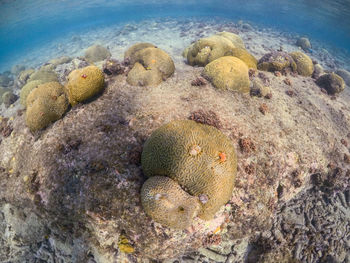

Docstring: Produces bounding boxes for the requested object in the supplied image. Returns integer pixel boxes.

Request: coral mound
[125,43,175,86]
[25,82,69,131]
[202,56,250,92]
[141,176,201,229]
[316,73,345,94]
[141,120,237,226]
[84,44,111,62]
[65,65,105,106]
[290,51,314,77]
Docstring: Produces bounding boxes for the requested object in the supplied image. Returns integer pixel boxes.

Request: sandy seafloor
[0,17,350,263]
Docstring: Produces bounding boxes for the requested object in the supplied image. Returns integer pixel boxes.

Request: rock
[102,59,125,75]
[11,64,26,76]
[316,73,345,94]
[290,51,314,77]
[312,64,324,79]
[2,90,18,107]
[26,82,69,131]
[20,80,45,107]
[258,51,297,73]
[228,48,257,69]
[198,248,227,262]
[125,43,175,86]
[202,56,250,93]
[28,69,58,83]
[65,65,105,106]
[84,44,111,63]
[141,120,236,227]
[296,37,311,51]
[335,69,350,86]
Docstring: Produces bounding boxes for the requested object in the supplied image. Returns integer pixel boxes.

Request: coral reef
[257,51,297,72]
[2,91,18,108]
[26,82,69,131]
[216,31,245,49]
[227,48,257,69]
[102,59,125,75]
[335,69,350,86]
[315,73,345,94]
[125,43,175,86]
[296,37,311,51]
[290,51,314,77]
[141,120,237,223]
[84,44,111,63]
[202,56,250,92]
[65,65,105,106]
[20,80,45,107]
[28,68,58,83]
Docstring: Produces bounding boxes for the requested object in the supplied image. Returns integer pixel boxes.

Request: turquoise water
[0,0,350,71]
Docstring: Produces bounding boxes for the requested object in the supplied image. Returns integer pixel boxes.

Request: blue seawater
[0,0,349,71]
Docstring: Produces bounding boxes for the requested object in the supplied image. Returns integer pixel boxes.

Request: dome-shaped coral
[20,80,45,107]
[202,56,250,93]
[227,48,257,69]
[316,73,345,94]
[65,65,105,106]
[141,176,201,229]
[125,44,175,86]
[215,31,245,49]
[84,44,111,63]
[141,120,237,228]
[28,68,58,83]
[290,51,314,77]
[26,82,69,132]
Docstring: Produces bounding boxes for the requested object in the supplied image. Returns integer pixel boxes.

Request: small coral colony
[2,31,346,229]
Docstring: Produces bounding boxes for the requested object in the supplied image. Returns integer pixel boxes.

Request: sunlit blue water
[0,0,350,71]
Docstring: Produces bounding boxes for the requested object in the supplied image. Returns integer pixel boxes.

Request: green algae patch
[65,65,105,106]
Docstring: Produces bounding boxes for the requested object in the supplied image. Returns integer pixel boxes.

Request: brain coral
[141,120,237,229]
[289,51,314,77]
[258,51,297,72]
[20,80,45,107]
[227,48,257,69]
[84,44,111,63]
[65,65,105,106]
[125,43,175,86]
[26,82,69,132]
[202,56,250,93]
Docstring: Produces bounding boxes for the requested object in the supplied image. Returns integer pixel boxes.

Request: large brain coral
[141,120,237,229]
[125,43,175,86]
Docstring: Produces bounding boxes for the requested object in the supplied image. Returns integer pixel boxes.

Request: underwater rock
[296,37,311,51]
[84,44,111,63]
[227,48,257,69]
[257,51,297,73]
[2,91,18,108]
[315,73,345,95]
[0,86,9,104]
[28,69,58,83]
[141,120,237,224]
[48,56,72,67]
[65,65,105,106]
[125,43,175,86]
[289,51,314,77]
[20,80,45,108]
[26,82,69,131]
[312,64,324,79]
[202,56,250,92]
[11,64,26,76]
[335,69,350,87]
[102,59,125,75]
